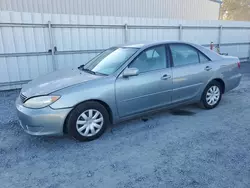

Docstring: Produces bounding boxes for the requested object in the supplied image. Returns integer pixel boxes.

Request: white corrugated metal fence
[0,11,250,90]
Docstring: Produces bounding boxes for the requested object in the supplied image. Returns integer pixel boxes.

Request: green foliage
[220,0,250,21]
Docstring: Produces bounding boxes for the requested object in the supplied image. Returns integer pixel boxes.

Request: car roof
[115,40,185,49]
[114,40,223,61]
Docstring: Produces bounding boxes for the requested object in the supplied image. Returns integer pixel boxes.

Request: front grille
[20,93,27,103]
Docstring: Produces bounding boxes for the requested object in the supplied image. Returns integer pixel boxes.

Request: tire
[200,81,222,109]
[67,101,110,141]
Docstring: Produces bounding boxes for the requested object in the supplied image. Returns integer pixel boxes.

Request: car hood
[21,68,102,98]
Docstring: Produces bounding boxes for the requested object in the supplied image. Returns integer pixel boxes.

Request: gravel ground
[0,63,250,188]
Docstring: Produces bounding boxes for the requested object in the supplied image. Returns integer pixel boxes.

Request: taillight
[237,62,241,69]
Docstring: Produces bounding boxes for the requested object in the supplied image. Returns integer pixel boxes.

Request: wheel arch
[200,78,224,109]
[211,78,225,94]
[63,99,113,134]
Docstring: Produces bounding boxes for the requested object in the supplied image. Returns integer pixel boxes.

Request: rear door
[169,43,214,103]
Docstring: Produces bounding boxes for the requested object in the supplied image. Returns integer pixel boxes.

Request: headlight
[23,96,60,109]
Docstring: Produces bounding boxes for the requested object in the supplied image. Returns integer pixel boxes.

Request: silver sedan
[16,41,242,141]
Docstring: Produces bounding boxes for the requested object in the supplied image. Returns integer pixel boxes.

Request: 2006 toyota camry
[16,41,242,141]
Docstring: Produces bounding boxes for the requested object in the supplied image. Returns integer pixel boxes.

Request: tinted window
[83,48,138,75]
[199,52,210,63]
[170,44,199,67]
[129,46,166,73]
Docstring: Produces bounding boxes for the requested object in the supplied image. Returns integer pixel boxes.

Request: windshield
[82,47,138,75]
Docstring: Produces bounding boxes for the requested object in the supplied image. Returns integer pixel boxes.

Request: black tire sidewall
[67,101,109,141]
[201,81,222,109]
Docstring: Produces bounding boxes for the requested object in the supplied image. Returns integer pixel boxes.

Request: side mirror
[123,68,139,77]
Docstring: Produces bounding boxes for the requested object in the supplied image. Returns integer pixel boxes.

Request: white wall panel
[1,0,221,20]
[221,29,250,43]
[183,28,219,44]
[55,53,99,70]
[0,11,249,90]
[0,11,54,87]
[220,45,250,59]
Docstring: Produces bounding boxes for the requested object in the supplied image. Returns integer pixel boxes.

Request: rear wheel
[67,101,109,141]
[200,81,222,109]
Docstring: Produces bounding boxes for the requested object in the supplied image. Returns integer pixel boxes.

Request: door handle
[161,74,171,80]
[204,66,212,71]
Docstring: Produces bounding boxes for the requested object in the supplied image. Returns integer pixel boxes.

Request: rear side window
[199,52,210,63]
[170,44,199,67]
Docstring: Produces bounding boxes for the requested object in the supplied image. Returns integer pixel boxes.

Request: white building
[0,0,221,20]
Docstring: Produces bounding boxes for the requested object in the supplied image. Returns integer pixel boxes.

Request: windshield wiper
[77,65,95,75]
[78,64,85,69]
[78,65,107,76]
[82,68,96,75]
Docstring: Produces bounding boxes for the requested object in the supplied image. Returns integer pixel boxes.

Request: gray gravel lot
[0,63,250,188]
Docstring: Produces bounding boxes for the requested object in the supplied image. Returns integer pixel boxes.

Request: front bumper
[16,97,72,136]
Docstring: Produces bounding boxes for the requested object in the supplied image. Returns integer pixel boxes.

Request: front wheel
[200,81,222,109]
[67,101,109,141]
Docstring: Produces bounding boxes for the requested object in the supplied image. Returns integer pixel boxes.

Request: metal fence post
[218,25,223,49]
[48,21,57,71]
[249,41,250,61]
[124,23,128,43]
[179,24,183,41]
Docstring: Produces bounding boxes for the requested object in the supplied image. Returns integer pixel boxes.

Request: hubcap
[76,109,104,137]
[206,86,220,106]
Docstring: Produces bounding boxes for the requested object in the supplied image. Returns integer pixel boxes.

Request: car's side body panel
[171,62,213,104]
[213,56,242,92]
[50,76,119,122]
[115,68,173,117]
[50,42,241,124]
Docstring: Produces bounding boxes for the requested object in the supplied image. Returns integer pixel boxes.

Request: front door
[169,43,214,103]
[115,45,173,117]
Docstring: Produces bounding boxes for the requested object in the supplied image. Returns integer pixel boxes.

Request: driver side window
[129,46,167,73]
